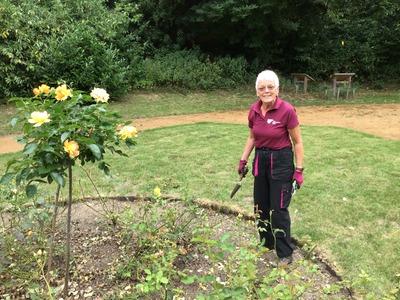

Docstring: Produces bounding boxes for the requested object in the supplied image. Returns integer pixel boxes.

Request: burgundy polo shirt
[248,97,299,150]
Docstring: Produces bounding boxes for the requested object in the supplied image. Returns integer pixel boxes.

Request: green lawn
[0,89,399,296]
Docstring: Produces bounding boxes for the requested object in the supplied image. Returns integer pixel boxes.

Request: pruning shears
[291,180,299,196]
[230,166,249,199]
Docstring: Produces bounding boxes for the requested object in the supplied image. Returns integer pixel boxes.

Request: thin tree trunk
[46,184,61,284]
[63,165,72,298]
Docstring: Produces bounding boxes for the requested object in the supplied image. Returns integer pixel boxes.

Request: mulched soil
[0,198,352,299]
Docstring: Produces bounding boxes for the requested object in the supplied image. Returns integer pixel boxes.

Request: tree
[134,0,400,81]
[135,0,330,73]
[1,84,137,296]
[325,0,400,79]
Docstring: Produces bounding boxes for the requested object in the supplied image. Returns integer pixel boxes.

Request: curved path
[0,104,399,154]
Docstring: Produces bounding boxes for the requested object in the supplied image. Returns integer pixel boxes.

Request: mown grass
[0,88,399,296]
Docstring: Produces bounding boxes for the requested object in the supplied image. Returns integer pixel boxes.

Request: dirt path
[1,104,399,154]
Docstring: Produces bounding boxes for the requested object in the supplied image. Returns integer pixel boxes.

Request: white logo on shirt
[267,118,281,125]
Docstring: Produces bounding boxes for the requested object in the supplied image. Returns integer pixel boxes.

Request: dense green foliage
[1,0,399,101]
[0,0,142,99]
[322,0,400,80]
[139,49,251,89]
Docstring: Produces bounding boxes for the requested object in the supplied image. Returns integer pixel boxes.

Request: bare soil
[1,104,399,299]
[0,104,399,155]
[132,104,400,140]
[55,200,351,299]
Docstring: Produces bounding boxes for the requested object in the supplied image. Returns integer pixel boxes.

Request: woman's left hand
[292,170,304,188]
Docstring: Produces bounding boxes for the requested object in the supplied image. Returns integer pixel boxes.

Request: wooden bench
[290,73,315,93]
[331,73,356,99]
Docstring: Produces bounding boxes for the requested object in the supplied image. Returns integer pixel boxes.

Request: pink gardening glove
[292,170,304,188]
[238,160,247,175]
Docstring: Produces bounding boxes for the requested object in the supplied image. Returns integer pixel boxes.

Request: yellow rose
[33,88,40,95]
[55,84,72,101]
[153,187,161,197]
[63,140,80,159]
[118,125,137,140]
[28,111,51,127]
[90,88,109,103]
[38,84,51,94]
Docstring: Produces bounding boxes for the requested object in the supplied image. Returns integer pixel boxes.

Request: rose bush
[0,83,137,197]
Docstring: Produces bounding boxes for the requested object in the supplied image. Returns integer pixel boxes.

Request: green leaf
[160,277,168,284]
[79,137,96,144]
[113,148,128,156]
[8,97,25,103]
[181,275,197,284]
[50,172,66,187]
[44,153,55,163]
[16,136,28,145]
[144,269,151,275]
[23,123,34,134]
[15,167,32,185]
[220,233,231,242]
[220,243,234,252]
[5,158,18,171]
[10,117,18,127]
[98,162,111,176]
[61,132,69,143]
[198,275,215,283]
[20,167,31,180]
[88,144,102,159]
[125,139,136,148]
[103,165,110,176]
[107,145,116,154]
[23,142,38,155]
[26,184,37,198]
[0,173,15,185]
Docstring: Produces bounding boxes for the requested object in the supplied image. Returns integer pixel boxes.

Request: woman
[238,70,304,265]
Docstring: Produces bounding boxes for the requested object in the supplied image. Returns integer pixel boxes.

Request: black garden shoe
[278,255,293,267]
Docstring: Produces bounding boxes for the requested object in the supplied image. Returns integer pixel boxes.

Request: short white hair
[255,70,280,89]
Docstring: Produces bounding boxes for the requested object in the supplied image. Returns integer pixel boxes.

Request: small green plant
[187,212,344,300]
[32,249,58,299]
[113,195,199,299]
[0,193,61,298]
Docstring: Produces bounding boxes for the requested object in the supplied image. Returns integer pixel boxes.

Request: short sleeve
[248,109,254,128]
[286,107,299,129]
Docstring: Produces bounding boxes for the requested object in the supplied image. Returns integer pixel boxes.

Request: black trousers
[252,147,294,258]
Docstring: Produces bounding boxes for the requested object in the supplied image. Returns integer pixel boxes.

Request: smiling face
[256,79,279,105]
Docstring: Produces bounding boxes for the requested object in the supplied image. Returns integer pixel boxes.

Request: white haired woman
[238,70,304,265]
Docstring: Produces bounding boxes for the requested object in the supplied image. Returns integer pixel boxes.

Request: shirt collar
[255,97,282,114]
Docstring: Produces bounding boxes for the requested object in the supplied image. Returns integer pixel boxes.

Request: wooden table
[291,73,315,93]
[332,73,356,98]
